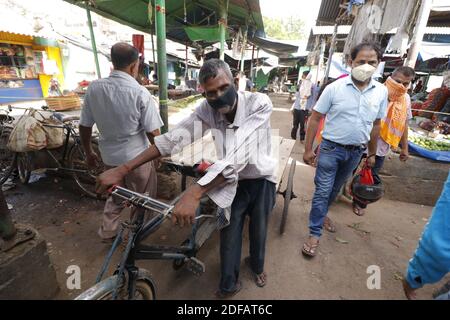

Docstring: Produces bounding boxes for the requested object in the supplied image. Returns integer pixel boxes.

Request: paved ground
[3,93,449,300]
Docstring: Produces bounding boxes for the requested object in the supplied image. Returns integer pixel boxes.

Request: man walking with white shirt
[291,70,313,142]
[79,42,164,242]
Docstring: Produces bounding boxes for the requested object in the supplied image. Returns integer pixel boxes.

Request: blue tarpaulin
[408,142,450,163]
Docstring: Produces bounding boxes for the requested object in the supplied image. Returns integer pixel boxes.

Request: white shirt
[80,70,164,166]
[154,91,277,212]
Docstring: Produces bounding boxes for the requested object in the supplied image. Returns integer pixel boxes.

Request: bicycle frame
[42,121,88,174]
[95,186,209,300]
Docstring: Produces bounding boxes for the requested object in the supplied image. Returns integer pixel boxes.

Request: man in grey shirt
[96,59,277,298]
[79,42,163,241]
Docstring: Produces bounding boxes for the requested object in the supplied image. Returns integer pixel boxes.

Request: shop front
[0,31,64,104]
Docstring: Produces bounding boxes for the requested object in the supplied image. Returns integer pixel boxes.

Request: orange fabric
[312,116,325,152]
[380,77,408,148]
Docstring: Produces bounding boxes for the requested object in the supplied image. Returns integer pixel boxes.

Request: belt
[322,139,366,151]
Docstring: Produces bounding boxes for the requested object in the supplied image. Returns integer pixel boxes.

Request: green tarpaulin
[184,26,230,42]
[63,0,264,47]
[255,68,270,90]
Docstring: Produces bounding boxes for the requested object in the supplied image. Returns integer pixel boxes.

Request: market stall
[407,69,450,162]
[0,42,42,104]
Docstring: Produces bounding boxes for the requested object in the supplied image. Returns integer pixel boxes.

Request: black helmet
[351,171,384,205]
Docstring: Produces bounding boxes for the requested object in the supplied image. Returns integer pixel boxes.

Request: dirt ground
[4,93,449,300]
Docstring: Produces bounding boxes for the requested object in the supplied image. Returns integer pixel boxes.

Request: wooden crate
[45,95,81,111]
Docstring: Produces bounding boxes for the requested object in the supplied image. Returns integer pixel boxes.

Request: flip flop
[301,238,320,257]
[352,204,365,216]
[244,256,267,287]
[323,217,337,233]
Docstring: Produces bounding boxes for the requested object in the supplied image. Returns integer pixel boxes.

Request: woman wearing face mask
[351,66,416,216]
[301,41,389,257]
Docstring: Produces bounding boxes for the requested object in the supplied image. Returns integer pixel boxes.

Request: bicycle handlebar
[109,185,215,221]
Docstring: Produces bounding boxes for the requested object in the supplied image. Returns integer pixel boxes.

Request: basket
[45,94,81,111]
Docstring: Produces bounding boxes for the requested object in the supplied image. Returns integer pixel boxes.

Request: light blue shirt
[80,70,164,166]
[406,172,450,292]
[313,76,388,145]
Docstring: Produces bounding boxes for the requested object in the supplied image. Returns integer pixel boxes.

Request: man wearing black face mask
[96,58,277,298]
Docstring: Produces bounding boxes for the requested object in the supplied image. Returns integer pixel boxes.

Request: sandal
[352,203,365,216]
[302,237,320,257]
[244,256,267,287]
[215,280,242,299]
[323,217,337,233]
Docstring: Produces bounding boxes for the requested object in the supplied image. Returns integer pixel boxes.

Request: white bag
[7,109,64,152]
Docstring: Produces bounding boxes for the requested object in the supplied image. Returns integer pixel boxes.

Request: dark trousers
[353,155,385,209]
[219,179,276,293]
[291,109,307,140]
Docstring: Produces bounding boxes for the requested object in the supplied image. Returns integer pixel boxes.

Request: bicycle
[15,108,106,199]
[75,185,214,300]
[0,106,17,185]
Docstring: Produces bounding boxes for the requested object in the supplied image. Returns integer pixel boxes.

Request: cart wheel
[280,160,296,235]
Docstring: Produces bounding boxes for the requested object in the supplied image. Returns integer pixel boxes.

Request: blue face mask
[206,85,237,111]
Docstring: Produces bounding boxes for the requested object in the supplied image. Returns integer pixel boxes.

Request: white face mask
[351,63,377,82]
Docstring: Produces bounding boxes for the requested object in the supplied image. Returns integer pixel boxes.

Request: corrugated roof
[316,0,342,25]
[312,25,352,35]
[311,25,450,36]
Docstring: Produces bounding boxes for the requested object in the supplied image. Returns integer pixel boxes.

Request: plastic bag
[359,164,374,185]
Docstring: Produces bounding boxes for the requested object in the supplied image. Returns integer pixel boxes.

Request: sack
[7,109,47,152]
[7,109,64,152]
[41,117,64,149]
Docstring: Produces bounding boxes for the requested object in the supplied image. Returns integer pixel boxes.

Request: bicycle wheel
[280,160,296,235]
[0,126,17,184]
[75,271,156,300]
[68,141,106,200]
[17,152,31,184]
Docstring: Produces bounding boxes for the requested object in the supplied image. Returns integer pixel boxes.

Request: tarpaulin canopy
[279,56,306,67]
[63,0,264,47]
[419,41,450,61]
[249,36,299,57]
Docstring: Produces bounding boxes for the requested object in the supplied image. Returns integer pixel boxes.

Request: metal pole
[156,0,169,134]
[0,190,16,240]
[250,44,255,82]
[185,43,189,80]
[218,0,228,61]
[240,26,248,73]
[324,23,338,84]
[404,0,433,68]
[151,30,157,76]
[151,2,157,76]
[316,38,326,84]
[86,3,101,79]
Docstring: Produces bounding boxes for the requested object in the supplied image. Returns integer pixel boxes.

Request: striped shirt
[154,91,277,226]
